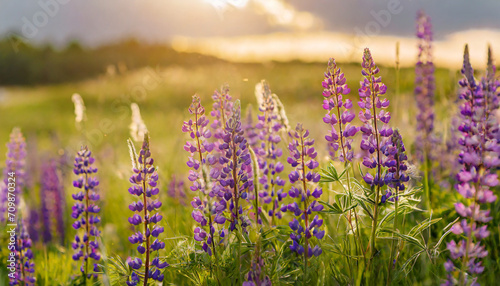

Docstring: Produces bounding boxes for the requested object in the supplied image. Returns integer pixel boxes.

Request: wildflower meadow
[0,9,499,286]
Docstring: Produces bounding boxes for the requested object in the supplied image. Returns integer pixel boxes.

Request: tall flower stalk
[71,147,101,280]
[126,134,167,285]
[384,129,410,283]
[40,159,66,244]
[321,58,363,261]
[414,10,436,210]
[243,235,272,286]
[218,100,253,282]
[444,45,499,286]
[358,48,392,270]
[1,128,26,222]
[10,219,36,285]
[285,123,324,282]
[167,174,186,206]
[183,95,225,282]
[254,81,286,225]
[211,85,234,150]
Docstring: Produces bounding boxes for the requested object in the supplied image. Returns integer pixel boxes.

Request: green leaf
[320,163,339,183]
[378,228,425,250]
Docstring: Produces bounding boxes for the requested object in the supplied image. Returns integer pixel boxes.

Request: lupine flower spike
[218,99,253,282]
[383,129,409,282]
[1,128,26,222]
[358,48,392,263]
[243,105,259,150]
[444,45,499,286]
[414,10,436,164]
[40,159,65,244]
[254,81,286,225]
[9,219,36,285]
[321,58,363,259]
[322,58,358,161]
[126,133,168,285]
[71,147,101,279]
[167,174,187,206]
[285,123,324,280]
[243,237,272,286]
[219,100,253,234]
[211,85,234,150]
[183,95,227,259]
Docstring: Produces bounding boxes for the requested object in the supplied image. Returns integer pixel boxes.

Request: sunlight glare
[204,0,248,10]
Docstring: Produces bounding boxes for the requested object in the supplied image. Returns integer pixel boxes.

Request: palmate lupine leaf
[408,218,442,237]
[320,198,357,215]
[433,217,459,254]
[319,163,349,183]
[378,229,426,250]
[101,255,131,286]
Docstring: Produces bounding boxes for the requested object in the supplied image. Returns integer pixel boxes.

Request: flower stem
[84,172,89,281]
[368,73,382,283]
[300,133,309,283]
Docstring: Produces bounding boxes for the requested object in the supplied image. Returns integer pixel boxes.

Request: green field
[1,58,497,285]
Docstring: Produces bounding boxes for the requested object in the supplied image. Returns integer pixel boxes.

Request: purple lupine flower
[358,48,391,188]
[285,124,324,262]
[40,159,65,244]
[71,147,101,279]
[126,134,168,285]
[211,85,234,149]
[254,81,286,225]
[380,129,410,203]
[218,100,253,233]
[167,174,186,206]
[27,209,40,243]
[183,95,227,257]
[444,45,499,286]
[243,242,272,286]
[9,219,36,286]
[358,48,393,259]
[1,128,26,222]
[414,10,437,164]
[243,106,259,150]
[481,45,500,142]
[322,58,358,162]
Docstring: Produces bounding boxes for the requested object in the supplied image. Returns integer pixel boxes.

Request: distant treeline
[0,37,223,85]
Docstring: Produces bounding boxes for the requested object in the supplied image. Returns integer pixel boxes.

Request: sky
[0,0,499,67]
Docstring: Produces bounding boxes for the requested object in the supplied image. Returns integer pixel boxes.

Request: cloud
[204,0,322,31]
[172,29,500,69]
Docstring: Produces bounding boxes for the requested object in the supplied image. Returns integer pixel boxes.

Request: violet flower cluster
[183,95,227,256]
[414,10,437,163]
[243,245,271,286]
[358,48,392,188]
[9,220,36,286]
[127,134,167,285]
[254,81,286,224]
[380,129,410,203]
[219,100,253,233]
[71,147,101,278]
[1,128,26,222]
[211,85,234,149]
[322,58,358,162]
[167,174,186,206]
[243,107,259,150]
[444,45,499,286]
[285,124,324,258]
[40,159,65,244]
